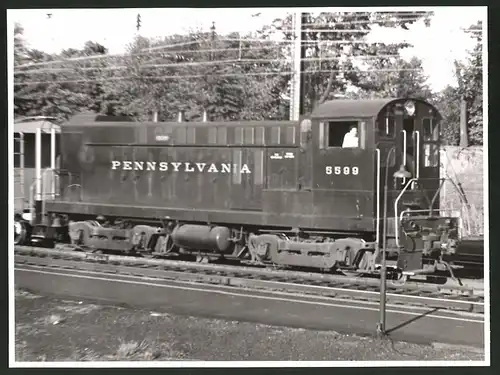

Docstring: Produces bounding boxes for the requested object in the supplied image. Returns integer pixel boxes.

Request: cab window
[423,118,440,141]
[319,121,362,149]
[377,114,396,138]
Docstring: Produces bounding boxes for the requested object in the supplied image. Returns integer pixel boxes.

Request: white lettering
[185,162,195,172]
[159,162,168,171]
[196,163,206,172]
[110,160,253,174]
[325,166,360,176]
[240,164,251,174]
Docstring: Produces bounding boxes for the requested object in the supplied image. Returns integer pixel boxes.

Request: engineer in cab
[342,125,359,148]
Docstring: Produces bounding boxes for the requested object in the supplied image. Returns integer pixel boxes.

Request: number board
[325,166,359,176]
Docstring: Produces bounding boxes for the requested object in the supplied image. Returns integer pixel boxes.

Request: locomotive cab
[310,98,456,275]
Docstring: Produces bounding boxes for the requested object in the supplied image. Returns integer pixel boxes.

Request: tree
[13,34,110,120]
[433,21,483,146]
[455,22,483,145]
[259,11,432,114]
[350,56,432,100]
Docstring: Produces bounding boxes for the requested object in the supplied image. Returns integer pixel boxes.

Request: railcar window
[235,127,244,144]
[176,127,187,144]
[256,127,265,145]
[377,115,396,138]
[424,144,439,167]
[208,127,217,144]
[187,127,196,143]
[271,127,281,145]
[286,126,296,144]
[423,118,439,141]
[217,127,227,145]
[244,127,255,144]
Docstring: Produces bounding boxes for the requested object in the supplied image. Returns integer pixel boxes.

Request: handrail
[401,130,407,185]
[394,178,418,247]
[413,130,420,189]
[375,149,381,248]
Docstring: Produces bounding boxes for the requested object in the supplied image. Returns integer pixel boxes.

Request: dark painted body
[48,99,442,240]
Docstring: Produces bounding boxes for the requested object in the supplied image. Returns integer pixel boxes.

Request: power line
[13,33,436,70]
[15,54,406,75]
[14,68,424,86]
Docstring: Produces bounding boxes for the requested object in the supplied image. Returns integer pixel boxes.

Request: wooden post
[460,97,469,147]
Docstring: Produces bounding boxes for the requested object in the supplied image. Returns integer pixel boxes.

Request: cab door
[417,114,441,210]
[395,101,441,210]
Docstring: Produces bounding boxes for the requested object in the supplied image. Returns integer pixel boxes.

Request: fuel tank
[171,224,232,253]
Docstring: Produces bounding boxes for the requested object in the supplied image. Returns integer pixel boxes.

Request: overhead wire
[14,68,424,87]
[15,54,406,75]
[14,26,481,71]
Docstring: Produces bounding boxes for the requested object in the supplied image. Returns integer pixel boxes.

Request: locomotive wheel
[14,220,29,245]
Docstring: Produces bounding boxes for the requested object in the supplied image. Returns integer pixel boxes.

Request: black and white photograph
[8,6,488,366]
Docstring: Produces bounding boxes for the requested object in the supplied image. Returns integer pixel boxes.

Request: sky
[9,7,487,92]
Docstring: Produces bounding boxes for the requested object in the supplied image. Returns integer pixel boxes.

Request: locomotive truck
[14,97,483,281]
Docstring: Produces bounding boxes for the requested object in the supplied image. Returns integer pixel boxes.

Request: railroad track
[14,246,485,314]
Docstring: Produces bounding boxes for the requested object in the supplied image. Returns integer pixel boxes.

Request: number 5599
[325,166,359,175]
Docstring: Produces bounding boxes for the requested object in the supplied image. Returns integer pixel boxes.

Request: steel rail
[14,246,484,293]
[14,247,484,314]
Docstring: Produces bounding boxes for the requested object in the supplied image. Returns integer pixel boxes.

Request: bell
[393,164,412,179]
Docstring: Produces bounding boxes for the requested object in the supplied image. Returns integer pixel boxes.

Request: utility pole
[460,96,469,147]
[289,11,302,121]
[210,21,216,61]
[299,12,307,116]
[136,13,142,32]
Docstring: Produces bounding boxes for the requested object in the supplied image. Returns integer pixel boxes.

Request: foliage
[13,11,449,125]
[433,86,461,145]
[103,28,289,121]
[348,56,432,100]
[455,21,483,145]
[14,32,109,120]
[257,11,432,113]
[433,21,483,146]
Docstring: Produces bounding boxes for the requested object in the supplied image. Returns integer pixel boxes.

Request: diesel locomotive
[15,97,481,280]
